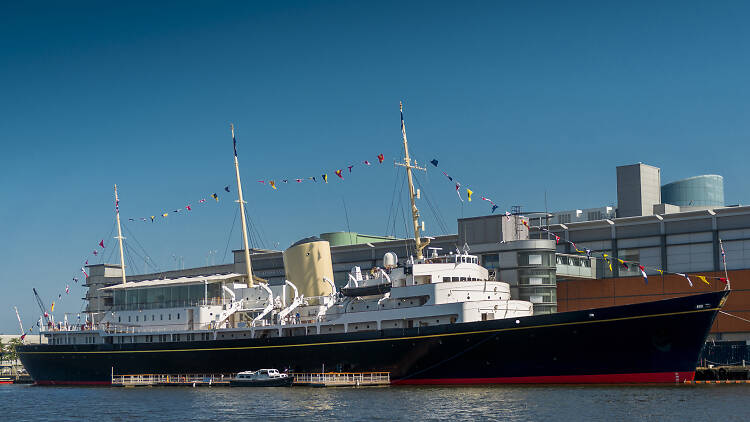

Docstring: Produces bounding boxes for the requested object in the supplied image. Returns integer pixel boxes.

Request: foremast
[114,185,126,284]
[231,124,254,287]
[395,102,430,260]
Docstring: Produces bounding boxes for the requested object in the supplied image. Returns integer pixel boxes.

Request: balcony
[555,253,596,279]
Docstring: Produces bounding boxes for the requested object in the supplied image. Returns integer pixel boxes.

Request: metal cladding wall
[662,175,724,208]
[557,270,748,337]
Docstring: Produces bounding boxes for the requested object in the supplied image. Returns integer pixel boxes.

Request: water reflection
[2,384,750,421]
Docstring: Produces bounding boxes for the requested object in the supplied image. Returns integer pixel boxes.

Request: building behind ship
[83,162,749,362]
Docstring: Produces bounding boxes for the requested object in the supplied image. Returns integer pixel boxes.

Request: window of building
[587,211,603,221]
[482,254,500,269]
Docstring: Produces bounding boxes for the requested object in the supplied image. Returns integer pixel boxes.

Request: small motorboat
[229,369,293,387]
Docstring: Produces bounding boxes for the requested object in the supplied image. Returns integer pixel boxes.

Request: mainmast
[395,101,430,260]
[232,124,254,286]
[114,185,127,284]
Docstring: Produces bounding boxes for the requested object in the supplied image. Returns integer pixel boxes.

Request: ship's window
[118,316,121,322]
[436,320,439,323]
[152,315,155,321]
[452,277,459,281]
[366,325,369,329]
[128,316,131,322]
[136,316,139,322]
[177,313,180,320]
[397,302,401,306]
[169,314,171,320]
[366,306,369,309]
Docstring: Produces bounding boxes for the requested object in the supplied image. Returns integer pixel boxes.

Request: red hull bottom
[393,371,696,385]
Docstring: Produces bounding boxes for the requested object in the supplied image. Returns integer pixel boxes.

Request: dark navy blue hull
[18,291,727,385]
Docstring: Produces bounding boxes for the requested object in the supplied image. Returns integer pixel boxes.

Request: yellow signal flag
[162,213,168,218]
[212,193,219,202]
[270,180,277,190]
[467,188,473,202]
[322,174,328,183]
[697,275,710,285]
[51,301,55,312]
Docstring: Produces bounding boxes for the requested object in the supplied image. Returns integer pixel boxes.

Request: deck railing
[112,373,235,386]
[293,372,390,385]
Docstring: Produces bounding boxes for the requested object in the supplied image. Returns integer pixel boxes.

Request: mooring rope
[720,310,750,325]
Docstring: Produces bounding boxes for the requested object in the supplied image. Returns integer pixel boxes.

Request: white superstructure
[38,107,533,347]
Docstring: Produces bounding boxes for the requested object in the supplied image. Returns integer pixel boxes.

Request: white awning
[102,273,245,290]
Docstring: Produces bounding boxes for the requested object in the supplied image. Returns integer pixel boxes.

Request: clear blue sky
[1,1,749,332]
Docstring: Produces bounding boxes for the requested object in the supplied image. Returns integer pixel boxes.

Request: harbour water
[2,384,749,421]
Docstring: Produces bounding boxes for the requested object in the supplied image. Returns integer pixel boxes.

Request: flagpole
[232,124,254,287]
[14,306,25,342]
[720,238,730,291]
[395,101,429,260]
[114,185,127,284]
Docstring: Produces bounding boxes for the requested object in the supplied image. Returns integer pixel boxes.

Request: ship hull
[18,291,727,385]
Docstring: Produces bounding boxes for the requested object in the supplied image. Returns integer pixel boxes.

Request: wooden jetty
[293,372,390,387]
[112,371,390,387]
[112,373,233,387]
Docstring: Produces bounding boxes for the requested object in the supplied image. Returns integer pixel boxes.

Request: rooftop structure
[616,163,661,218]
[662,174,724,210]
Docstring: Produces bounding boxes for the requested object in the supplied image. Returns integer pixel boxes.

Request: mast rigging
[395,101,430,260]
[232,123,254,286]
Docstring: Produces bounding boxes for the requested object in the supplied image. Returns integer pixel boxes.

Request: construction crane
[32,288,52,326]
